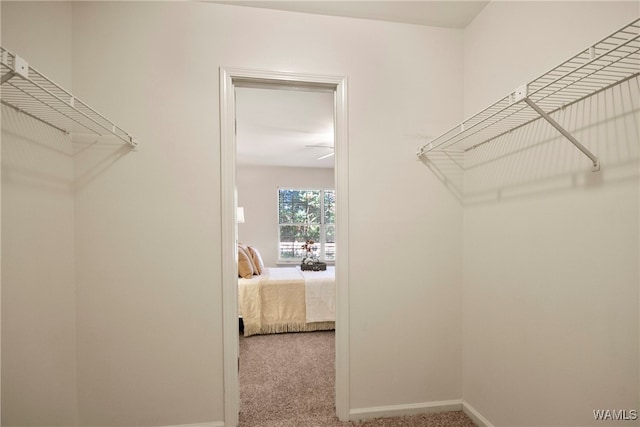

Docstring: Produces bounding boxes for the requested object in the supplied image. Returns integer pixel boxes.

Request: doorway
[220,68,350,427]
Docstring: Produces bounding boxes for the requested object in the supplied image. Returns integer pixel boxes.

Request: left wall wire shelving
[0,46,138,149]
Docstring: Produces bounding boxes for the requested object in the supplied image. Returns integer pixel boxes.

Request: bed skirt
[244,321,335,337]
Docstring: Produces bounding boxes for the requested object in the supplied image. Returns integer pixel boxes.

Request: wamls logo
[593,409,638,421]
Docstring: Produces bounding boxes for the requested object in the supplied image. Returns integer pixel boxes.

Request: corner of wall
[462,401,494,427]
[350,400,463,422]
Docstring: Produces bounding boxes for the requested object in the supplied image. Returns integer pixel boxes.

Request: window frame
[277,187,335,264]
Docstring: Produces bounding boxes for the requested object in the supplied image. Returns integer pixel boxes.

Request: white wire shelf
[417,17,640,172]
[0,46,138,148]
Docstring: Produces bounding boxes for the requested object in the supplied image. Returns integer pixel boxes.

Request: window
[278,188,335,262]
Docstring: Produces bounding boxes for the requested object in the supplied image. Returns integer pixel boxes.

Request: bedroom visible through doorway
[220,68,349,427]
[235,86,336,270]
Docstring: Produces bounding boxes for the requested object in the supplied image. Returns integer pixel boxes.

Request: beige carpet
[239,331,476,427]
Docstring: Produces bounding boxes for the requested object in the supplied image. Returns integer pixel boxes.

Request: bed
[238,266,336,337]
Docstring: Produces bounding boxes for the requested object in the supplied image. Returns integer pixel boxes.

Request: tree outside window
[278,188,335,262]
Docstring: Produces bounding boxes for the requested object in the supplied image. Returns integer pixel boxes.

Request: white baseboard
[462,401,495,427]
[350,399,463,421]
[162,423,224,427]
[3,422,224,427]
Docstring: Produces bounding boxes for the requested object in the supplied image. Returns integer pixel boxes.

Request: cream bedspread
[238,266,335,336]
[302,268,335,323]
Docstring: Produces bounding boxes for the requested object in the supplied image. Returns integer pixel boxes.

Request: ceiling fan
[305,144,334,160]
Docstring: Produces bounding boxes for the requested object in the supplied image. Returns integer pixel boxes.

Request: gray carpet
[239,331,476,427]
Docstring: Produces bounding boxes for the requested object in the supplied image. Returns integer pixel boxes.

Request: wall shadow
[1,106,74,194]
[1,104,136,194]
[72,135,132,193]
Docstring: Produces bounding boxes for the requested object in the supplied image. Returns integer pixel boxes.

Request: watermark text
[593,409,638,421]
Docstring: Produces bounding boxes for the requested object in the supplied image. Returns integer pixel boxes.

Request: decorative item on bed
[237,243,335,337]
[300,240,327,271]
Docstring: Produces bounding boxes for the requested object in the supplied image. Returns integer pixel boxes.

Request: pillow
[247,246,265,275]
[237,245,254,279]
[238,242,257,272]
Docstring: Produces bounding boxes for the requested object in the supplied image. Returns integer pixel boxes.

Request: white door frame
[220,67,350,427]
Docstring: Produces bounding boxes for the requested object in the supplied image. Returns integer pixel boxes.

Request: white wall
[237,165,334,267]
[1,2,78,426]
[1,4,3,423]
[67,2,464,426]
[462,3,639,426]
[5,2,637,427]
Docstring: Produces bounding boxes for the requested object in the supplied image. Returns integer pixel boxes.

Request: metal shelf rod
[0,46,138,148]
[464,72,639,153]
[6,73,133,146]
[528,39,639,105]
[1,99,69,134]
[6,79,104,136]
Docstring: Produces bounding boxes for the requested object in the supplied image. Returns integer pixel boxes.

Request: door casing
[219,67,350,427]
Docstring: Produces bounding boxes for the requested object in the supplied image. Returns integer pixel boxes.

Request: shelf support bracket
[1,99,69,135]
[523,97,600,172]
[1,71,15,85]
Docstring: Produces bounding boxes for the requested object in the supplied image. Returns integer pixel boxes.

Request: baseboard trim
[3,423,224,427]
[462,401,495,427]
[350,399,463,421]
[162,423,224,427]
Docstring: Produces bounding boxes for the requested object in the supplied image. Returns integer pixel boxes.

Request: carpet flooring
[239,331,476,427]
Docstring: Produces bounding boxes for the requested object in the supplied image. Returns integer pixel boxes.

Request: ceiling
[213,1,489,29]
[236,87,335,168]
[230,1,489,169]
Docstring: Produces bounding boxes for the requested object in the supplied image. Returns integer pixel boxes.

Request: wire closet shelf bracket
[417,18,640,172]
[0,46,138,149]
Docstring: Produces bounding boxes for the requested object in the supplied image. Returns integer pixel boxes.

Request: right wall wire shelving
[417,17,640,172]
